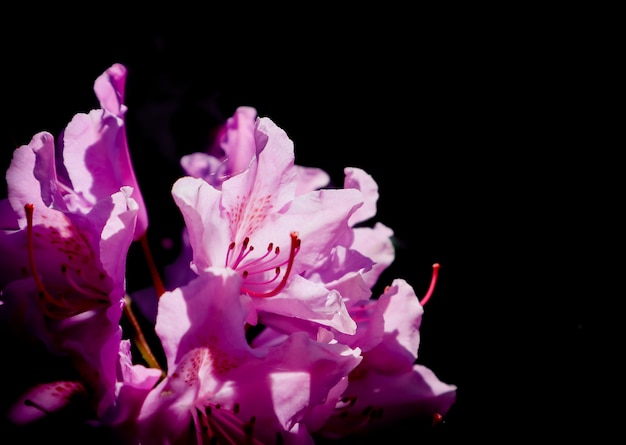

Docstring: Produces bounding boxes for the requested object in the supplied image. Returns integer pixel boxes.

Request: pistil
[419,263,440,306]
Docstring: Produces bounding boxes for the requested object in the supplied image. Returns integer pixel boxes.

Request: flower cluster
[0,64,456,444]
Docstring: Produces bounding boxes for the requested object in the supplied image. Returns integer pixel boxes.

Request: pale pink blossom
[0,64,154,432]
[171,114,367,334]
[313,278,457,440]
[137,267,362,444]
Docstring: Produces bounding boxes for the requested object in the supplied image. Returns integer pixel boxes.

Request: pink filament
[241,232,300,298]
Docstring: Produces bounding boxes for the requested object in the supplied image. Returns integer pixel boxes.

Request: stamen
[24,203,110,319]
[240,243,276,269]
[241,232,300,298]
[243,252,292,276]
[37,297,73,319]
[232,237,253,269]
[195,403,265,445]
[61,264,108,301]
[24,204,58,311]
[204,413,235,444]
[242,267,280,286]
[225,242,236,267]
[419,263,440,306]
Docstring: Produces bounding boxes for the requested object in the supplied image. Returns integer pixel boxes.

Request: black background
[1,6,617,443]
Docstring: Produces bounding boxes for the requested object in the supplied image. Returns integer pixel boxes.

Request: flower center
[225,231,301,298]
[24,203,110,318]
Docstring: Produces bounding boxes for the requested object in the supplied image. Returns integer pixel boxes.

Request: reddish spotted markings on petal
[9,380,88,425]
[24,203,110,318]
[226,231,301,298]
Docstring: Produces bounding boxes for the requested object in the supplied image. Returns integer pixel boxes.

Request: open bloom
[137,267,362,445]
[0,62,147,321]
[313,277,457,440]
[157,106,333,297]
[0,63,155,432]
[252,267,457,441]
[171,114,369,334]
[177,109,395,332]
[1,62,458,443]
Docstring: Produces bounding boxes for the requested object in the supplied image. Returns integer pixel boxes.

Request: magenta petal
[365,279,424,373]
[344,167,380,226]
[63,63,148,240]
[93,63,127,117]
[219,106,258,176]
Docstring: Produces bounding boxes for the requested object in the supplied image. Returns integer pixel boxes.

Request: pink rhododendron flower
[1,63,457,444]
[313,278,457,440]
[254,274,457,441]
[182,109,395,324]
[140,107,336,320]
[137,267,362,445]
[171,114,367,334]
[0,63,156,435]
[3,133,136,317]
